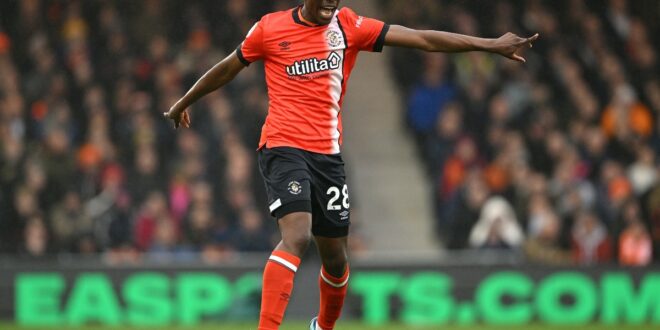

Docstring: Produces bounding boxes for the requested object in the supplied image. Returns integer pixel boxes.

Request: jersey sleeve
[236,21,264,66]
[339,8,390,52]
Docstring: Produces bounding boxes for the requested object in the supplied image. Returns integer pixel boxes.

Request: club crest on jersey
[326,30,343,48]
[285,52,341,76]
[288,181,302,195]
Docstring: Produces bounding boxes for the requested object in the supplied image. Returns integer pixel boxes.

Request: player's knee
[278,212,313,256]
[322,253,348,277]
[281,231,311,256]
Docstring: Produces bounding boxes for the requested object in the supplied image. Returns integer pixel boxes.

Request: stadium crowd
[1,0,658,266]
[384,0,660,265]
[0,0,308,262]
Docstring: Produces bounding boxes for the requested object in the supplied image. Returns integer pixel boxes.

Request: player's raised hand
[163,106,191,129]
[490,32,539,63]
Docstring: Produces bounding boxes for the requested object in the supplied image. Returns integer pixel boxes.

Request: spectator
[128,145,164,207]
[445,171,489,248]
[147,214,194,262]
[619,220,652,266]
[468,196,524,249]
[182,202,217,248]
[13,186,38,221]
[0,0,659,264]
[439,136,481,199]
[426,102,463,174]
[407,53,456,148]
[571,210,612,264]
[523,210,573,265]
[49,190,93,252]
[232,208,272,252]
[0,0,284,258]
[134,191,171,251]
[628,146,656,195]
[19,215,49,259]
[601,84,654,139]
[384,0,660,264]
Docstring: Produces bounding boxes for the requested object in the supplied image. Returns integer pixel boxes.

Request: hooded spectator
[469,196,524,249]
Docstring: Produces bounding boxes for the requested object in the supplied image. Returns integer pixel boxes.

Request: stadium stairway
[341,0,441,256]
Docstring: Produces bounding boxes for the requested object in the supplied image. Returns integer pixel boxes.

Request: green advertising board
[14,272,262,325]
[3,263,659,326]
[350,271,660,325]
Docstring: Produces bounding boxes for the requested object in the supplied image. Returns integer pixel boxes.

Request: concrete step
[341,0,439,252]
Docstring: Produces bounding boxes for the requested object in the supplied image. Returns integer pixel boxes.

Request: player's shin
[317,265,350,330]
[258,250,301,330]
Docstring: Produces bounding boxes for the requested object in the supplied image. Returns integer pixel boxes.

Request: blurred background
[0,0,659,328]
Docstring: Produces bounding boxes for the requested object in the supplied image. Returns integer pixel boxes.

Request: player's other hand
[490,32,539,63]
[163,106,191,129]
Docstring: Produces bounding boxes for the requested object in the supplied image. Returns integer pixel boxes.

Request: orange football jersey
[237,6,389,154]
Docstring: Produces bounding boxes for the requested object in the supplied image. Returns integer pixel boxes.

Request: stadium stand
[0,0,658,266]
[0,0,307,261]
[383,0,659,264]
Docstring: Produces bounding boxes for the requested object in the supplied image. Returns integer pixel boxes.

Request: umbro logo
[279,41,291,50]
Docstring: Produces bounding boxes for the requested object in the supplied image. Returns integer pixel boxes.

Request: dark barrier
[1,257,659,326]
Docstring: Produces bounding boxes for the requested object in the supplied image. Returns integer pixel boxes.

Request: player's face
[303,0,340,25]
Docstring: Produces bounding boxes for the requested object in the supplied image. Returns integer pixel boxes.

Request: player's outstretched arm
[164,51,246,129]
[384,25,539,63]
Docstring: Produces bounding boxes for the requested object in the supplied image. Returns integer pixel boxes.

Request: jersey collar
[292,5,330,27]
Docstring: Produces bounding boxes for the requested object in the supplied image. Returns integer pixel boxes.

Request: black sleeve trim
[373,23,390,52]
[236,45,251,66]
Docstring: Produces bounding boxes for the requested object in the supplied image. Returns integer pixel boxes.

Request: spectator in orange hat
[601,84,653,139]
[440,136,481,198]
[77,143,102,171]
[484,156,510,193]
[608,175,632,203]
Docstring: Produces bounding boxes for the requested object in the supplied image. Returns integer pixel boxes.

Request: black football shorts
[257,146,350,238]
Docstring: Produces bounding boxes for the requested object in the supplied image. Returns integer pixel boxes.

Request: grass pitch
[3,323,660,330]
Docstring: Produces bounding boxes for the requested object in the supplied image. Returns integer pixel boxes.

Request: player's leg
[275,211,313,256]
[259,211,312,330]
[307,150,351,330]
[257,147,315,330]
[313,235,349,330]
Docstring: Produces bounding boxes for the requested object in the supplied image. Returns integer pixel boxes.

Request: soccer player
[164,1,538,329]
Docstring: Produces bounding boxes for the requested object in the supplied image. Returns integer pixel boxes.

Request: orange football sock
[258,250,301,330]
[317,265,350,330]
